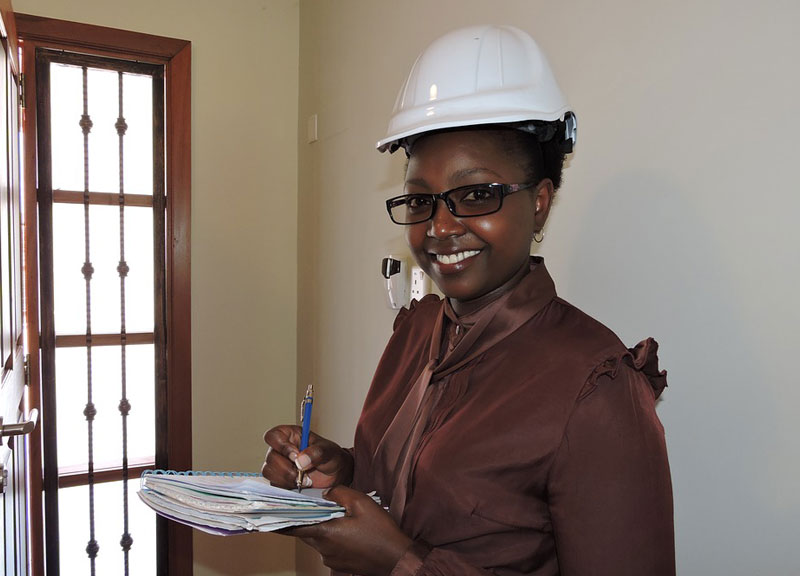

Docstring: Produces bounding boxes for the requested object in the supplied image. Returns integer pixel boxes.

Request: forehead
[405,129,526,187]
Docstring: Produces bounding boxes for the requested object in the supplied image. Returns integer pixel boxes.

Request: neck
[449,258,531,317]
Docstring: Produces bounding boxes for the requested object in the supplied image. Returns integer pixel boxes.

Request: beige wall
[15,0,300,574]
[298,1,800,575]
[17,0,800,574]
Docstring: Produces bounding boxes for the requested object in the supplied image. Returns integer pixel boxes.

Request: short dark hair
[406,125,567,192]
[498,128,566,192]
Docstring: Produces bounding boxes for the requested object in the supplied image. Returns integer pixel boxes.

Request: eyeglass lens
[389,185,503,224]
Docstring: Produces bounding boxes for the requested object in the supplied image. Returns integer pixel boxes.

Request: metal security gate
[35,49,165,576]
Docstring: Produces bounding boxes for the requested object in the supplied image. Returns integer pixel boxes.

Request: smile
[433,250,481,265]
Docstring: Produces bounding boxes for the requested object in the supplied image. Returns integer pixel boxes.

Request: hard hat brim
[376,109,573,153]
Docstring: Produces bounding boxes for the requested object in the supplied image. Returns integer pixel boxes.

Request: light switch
[307,114,318,143]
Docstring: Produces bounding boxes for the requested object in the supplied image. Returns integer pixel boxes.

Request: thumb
[322,485,356,507]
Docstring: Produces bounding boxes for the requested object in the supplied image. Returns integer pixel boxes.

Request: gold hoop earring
[533,230,545,243]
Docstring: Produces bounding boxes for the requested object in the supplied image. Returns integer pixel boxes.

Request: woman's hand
[262,425,354,489]
[288,486,413,576]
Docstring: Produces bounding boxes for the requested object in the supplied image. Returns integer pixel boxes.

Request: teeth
[434,250,480,265]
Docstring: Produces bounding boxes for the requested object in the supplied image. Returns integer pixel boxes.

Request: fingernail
[296,453,312,470]
[302,476,313,488]
[288,451,298,463]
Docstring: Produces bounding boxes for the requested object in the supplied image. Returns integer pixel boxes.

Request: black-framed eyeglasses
[385,182,536,225]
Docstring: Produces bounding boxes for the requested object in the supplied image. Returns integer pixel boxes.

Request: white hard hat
[377,25,576,154]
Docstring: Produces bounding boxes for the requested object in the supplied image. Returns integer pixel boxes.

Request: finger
[321,485,360,508]
[295,442,328,473]
[325,486,387,522]
[277,524,321,539]
[261,444,304,489]
[262,440,294,471]
[295,438,332,470]
[263,425,303,460]
[261,459,298,489]
[298,438,352,479]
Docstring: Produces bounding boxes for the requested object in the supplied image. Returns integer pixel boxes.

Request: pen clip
[300,384,313,422]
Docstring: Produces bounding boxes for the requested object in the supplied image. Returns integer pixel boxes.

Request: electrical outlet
[410,266,430,301]
[382,256,408,309]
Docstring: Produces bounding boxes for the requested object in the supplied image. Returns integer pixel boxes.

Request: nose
[427,198,465,238]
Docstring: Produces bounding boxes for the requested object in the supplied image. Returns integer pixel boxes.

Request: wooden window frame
[16,14,191,576]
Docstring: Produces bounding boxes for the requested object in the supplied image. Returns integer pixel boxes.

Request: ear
[533,179,554,230]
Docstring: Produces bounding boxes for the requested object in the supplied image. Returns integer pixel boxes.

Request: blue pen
[297,384,314,490]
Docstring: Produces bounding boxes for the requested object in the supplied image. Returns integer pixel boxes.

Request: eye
[405,194,434,213]
[458,186,498,204]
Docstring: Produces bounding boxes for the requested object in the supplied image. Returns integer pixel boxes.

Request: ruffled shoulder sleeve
[393,293,441,332]
[549,336,675,575]
[626,337,668,398]
[580,337,668,400]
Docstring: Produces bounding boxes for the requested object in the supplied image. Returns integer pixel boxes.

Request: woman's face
[404,129,552,306]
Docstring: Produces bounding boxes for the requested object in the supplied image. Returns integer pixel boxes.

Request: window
[18,15,191,576]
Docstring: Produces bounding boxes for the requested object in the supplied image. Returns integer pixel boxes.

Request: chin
[436,281,485,303]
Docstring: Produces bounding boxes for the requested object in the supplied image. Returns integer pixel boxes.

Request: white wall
[14,1,300,574]
[298,1,800,575]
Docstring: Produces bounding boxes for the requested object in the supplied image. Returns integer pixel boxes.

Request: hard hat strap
[514,112,577,154]
[514,121,559,142]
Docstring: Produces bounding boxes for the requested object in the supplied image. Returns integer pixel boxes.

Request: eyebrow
[453,167,504,181]
[405,167,505,190]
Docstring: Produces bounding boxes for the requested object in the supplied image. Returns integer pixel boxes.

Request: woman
[263,25,674,576]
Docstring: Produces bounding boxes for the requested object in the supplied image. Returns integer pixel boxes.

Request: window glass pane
[50,63,83,193]
[56,345,155,469]
[124,207,155,333]
[122,73,154,196]
[51,64,154,196]
[53,204,154,335]
[0,492,5,563]
[52,203,86,335]
[59,481,156,575]
[85,67,120,194]
[86,204,131,335]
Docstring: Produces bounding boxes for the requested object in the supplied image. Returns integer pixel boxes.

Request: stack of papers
[138,470,363,536]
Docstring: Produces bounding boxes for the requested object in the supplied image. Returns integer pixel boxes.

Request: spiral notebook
[138,469,359,536]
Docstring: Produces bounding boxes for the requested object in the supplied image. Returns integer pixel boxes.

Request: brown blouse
[350,258,675,576]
